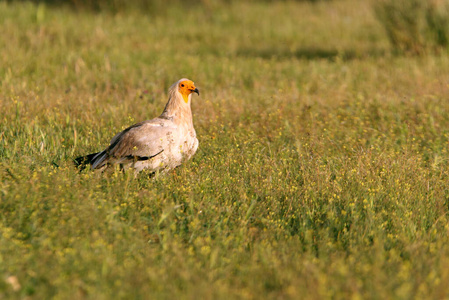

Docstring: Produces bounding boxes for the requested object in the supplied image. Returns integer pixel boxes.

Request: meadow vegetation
[375,0,449,54]
[2,0,449,298]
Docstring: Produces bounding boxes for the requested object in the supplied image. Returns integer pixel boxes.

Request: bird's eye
[181,84,185,87]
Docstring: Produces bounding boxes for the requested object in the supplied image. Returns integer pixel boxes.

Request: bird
[74,78,200,174]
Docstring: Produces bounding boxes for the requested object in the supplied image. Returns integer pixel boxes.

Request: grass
[374,0,449,54]
[1,0,449,298]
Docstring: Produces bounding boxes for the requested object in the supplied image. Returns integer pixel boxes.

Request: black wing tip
[125,150,164,162]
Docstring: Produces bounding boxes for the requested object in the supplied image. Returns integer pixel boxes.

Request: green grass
[374,0,449,54]
[2,0,449,298]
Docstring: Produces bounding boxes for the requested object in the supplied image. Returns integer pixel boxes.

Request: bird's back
[91,117,198,173]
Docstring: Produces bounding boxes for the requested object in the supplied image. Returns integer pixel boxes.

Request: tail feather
[73,152,99,170]
[91,150,108,169]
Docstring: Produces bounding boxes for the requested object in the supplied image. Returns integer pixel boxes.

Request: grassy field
[2,0,449,298]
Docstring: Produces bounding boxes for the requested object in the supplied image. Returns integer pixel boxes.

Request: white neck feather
[160,89,193,128]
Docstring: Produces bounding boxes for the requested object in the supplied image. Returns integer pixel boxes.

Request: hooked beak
[192,88,199,95]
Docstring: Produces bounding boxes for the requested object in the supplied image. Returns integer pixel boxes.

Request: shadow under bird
[74,78,200,174]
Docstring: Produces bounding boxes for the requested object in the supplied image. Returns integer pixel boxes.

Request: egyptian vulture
[75,78,199,174]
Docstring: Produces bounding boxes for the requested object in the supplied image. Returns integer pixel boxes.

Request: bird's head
[177,78,199,103]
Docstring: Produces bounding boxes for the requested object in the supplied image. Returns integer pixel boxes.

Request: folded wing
[91,119,178,169]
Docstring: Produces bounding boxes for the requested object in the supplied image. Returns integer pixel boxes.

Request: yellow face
[179,80,199,103]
